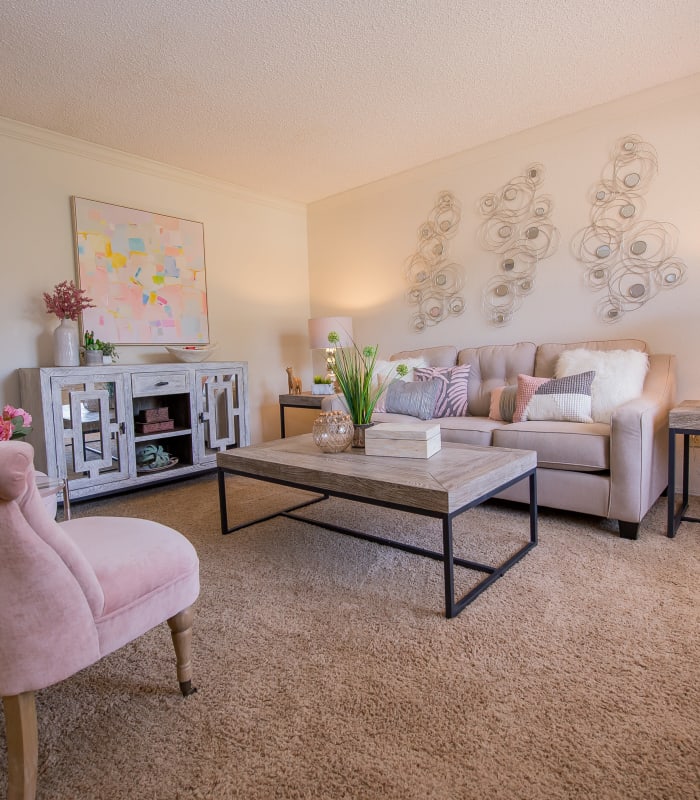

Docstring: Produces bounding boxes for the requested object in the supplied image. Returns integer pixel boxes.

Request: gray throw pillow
[383,378,441,420]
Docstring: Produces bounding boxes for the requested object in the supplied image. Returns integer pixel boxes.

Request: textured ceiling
[1,0,699,203]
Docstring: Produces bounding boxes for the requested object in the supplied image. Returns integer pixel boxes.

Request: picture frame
[71,197,210,345]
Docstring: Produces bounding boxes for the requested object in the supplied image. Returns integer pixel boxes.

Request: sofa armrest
[321,395,349,413]
[608,354,676,522]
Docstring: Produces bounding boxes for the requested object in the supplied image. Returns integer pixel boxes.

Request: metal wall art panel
[572,135,686,322]
[405,191,465,332]
[477,164,559,326]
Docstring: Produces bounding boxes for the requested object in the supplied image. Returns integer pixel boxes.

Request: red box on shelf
[135,419,175,434]
[137,407,170,423]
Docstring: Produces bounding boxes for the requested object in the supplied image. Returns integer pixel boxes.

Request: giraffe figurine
[285,366,302,394]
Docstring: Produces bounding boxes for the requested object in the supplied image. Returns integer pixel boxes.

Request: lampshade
[307,316,354,349]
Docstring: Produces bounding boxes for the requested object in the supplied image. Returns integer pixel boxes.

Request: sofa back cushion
[534,338,647,378]
[457,342,537,417]
[390,345,457,368]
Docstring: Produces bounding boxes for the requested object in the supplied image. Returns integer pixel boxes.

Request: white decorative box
[364,422,441,458]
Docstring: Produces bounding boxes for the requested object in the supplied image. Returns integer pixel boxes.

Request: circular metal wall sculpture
[572,134,687,323]
[477,163,559,326]
[405,191,465,332]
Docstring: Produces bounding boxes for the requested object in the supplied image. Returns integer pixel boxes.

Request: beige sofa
[328,338,676,539]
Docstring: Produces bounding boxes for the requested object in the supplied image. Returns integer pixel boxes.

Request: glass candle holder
[312,411,354,453]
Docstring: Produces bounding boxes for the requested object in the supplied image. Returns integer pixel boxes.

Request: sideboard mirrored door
[196,367,248,462]
[49,374,130,490]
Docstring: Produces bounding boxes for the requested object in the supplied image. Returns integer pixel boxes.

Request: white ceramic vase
[53,318,80,367]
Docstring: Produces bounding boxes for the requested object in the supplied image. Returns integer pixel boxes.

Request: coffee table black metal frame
[217,462,537,619]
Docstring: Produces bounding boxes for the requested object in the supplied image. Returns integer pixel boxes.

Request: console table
[667,400,700,537]
[19,362,249,502]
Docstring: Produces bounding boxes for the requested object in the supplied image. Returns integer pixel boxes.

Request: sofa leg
[3,691,38,800]
[618,520,640,540]
[167,606,197,697]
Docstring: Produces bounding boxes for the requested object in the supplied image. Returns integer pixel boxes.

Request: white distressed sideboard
[19,362,249,501]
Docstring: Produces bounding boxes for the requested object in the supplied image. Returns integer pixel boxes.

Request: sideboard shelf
[19,361,249,502]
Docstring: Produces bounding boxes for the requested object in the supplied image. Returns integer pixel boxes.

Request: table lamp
[308,316,354,385]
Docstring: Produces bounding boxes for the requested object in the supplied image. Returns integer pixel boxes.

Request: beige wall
[308,74,700,486]
[0,118,310,444]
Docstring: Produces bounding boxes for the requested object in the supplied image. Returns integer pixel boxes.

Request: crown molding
[0,116,305,215]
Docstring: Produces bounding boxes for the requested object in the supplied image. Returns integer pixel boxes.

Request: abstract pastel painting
[72,197,209,345]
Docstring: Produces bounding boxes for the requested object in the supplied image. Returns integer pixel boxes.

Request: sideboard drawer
[132,371,190,396]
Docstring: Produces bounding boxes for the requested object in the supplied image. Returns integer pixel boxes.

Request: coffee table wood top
[218,435,536,515]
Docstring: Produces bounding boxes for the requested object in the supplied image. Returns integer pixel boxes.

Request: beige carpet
[2,474,698,800]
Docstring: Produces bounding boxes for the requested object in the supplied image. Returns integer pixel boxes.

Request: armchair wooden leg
[3,692,38,800]
[167,606,197,697]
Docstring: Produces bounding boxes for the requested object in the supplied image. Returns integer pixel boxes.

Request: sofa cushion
[371,411,502,447]
[489,385,518,422]
[373,357,428,411]
[555,348,649,423]
[437,416,504,447]
[391,345,457,368]
[493,422,611,471]
[414,365,471,416]
[521,371,595,423]
[534,338,647,378]
[457,342,537,417]
[383,378,441,420]
[513,375,550,422]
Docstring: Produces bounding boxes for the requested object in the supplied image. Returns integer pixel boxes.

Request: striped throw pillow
[414,365,470,417]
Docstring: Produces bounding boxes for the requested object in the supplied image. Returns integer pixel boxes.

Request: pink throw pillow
[489,386,505,420]
[513,374,550,422]
[413,365,470,417]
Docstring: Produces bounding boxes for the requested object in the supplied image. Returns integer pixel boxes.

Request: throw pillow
[489,385,518,422]
[513,375,550,422]
[413,365,471,417]
[555,348,649,423]
[383,378,441,420]
[373,357,428,412]
[521,371,595,423]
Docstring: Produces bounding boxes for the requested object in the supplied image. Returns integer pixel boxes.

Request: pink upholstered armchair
[0,441,200,800]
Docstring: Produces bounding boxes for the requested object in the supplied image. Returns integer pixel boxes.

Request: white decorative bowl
[164,344,217,363]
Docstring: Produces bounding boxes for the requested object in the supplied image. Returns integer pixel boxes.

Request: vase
[312,411,354,453]
[53,318,80,367]
[352,422,374,449]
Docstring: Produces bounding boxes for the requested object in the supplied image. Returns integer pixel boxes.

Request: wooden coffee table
[217,435,537,618]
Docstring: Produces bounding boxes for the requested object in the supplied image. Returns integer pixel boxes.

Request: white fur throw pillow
[555,348,649,423]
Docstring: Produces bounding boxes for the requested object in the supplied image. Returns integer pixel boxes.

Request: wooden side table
[278,392,335,438]
[667,400,700,537]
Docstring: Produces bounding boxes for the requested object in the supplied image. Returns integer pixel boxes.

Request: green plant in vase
[83,330,103,365]
[328,331,386,430]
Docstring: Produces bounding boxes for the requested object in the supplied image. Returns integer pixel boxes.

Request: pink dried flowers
[43,280,95,321]
[1,405,32,441]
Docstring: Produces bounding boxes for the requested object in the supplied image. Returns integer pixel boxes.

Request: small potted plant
[328,331,387,447]
[311,375,335,395]
[82,330,103,366]
[100,340,119,364]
